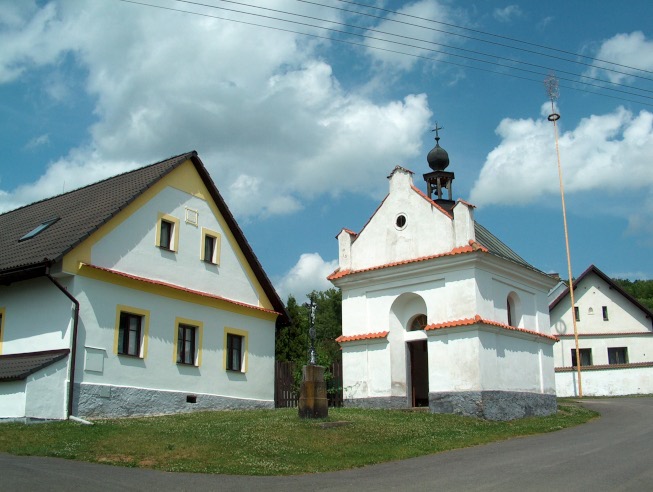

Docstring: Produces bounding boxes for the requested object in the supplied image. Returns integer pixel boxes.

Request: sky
[1,0,652,302]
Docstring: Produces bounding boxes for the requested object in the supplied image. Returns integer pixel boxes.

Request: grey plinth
[298,365,329,419]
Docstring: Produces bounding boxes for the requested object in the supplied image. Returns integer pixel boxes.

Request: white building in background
[328,133,559,420]
[549,264,653,396]
[0,152,288,420]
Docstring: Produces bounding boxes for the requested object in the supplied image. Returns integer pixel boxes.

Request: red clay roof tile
[327,242,487,281]
[424,314,558,341]
[336,331,389,343]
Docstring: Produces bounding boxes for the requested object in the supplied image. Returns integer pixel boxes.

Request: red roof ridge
[456,198,477,208]
[327,244,484,281]
[425,315,558,342]
[336,331,389,343]
[410,185,453,218]
[80,263,280,315]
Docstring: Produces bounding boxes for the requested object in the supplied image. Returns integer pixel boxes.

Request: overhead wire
[174,0,653,96]
[328,0,653,78]
[115,0,653,107]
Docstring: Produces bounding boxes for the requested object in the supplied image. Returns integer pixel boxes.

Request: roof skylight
[19,217,60,241]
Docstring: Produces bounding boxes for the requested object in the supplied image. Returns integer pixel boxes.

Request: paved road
[2,398,653,491]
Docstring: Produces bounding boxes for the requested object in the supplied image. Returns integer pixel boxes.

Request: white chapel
[328,130,559,420]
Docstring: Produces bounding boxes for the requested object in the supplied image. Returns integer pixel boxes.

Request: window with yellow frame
[201,227,221,265]
[174,317,203,367]
[223,327,248,372]
[114,305,150,358]
[155,213,180,252]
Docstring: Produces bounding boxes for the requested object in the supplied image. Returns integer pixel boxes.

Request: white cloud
[0,0,432,217]
[362,0,461,71]
[469,104,653,236]
[275,253,338,301]
[585,31,653,84]
[493,5,522,23]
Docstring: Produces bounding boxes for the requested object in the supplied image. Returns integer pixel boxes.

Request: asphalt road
[2,398,652,491]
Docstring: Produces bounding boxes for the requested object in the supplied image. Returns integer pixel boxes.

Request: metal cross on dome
[432,122,444,140]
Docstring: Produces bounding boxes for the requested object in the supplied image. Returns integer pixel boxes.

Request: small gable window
[395,214,407,230]
[602,306,609,321]
[155,214,179,252]
[19,217,59,241]
[201,228,221,265]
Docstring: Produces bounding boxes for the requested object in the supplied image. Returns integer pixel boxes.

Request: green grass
[0,403,596,475]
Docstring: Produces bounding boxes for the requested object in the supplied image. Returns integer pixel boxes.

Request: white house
[549,264,653,396]
[0,152,288,420]
[328,134,559,420]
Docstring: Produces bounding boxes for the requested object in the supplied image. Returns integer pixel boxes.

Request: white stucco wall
[0,277,73,355]
[91,185,260,307]
[24,356,69,419]
[341,341,391,399]
[549,269,653,396]
[73,275,275,402]
[0,380,26,418]
[556,366,653,397]
[346,169,459,272]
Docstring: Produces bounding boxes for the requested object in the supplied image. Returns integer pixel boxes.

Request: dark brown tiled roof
[0,349,70,381]
[0,152,289,324]
[0,152,192,280]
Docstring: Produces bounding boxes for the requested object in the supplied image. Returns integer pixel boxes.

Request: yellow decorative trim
[62,159,274,310]
[223,327,248,373]
[0,307,5,355]
[155,213,180,252]
[79,264,278,322]
[113,305,150,358]
[200,227,221,265]
[173,317,204,366]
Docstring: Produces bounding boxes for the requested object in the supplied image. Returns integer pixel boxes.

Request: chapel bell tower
[423,124,455,208]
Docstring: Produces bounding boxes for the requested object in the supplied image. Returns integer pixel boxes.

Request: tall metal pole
[545,75,583,397]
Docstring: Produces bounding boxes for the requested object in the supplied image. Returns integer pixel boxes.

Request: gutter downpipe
[46,269,80,419]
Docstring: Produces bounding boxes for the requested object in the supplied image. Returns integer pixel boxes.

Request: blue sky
[1,0,652,301]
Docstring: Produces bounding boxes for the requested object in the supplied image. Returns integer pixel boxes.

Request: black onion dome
[427,138,449,171]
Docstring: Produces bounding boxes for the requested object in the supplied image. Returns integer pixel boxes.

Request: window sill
[117,353,143,359]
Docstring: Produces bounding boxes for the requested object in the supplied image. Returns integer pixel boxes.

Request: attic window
[395,214,407,230]
[19,217,59,241]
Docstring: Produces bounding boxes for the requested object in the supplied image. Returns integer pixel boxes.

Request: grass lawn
[0,402,596,475]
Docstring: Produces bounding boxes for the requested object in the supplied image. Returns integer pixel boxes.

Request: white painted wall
[92,186,261,307]
[0,381,26,418]
[73,275,275,402]
[549,269,653,396]
[24,357,69,419]
[556,366,653,397]
[0,278,73,355]
[346,169,459,272]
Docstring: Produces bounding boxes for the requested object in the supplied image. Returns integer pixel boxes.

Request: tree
[275,289,343,366]
[275,295,308,362]
[613,278,653,310]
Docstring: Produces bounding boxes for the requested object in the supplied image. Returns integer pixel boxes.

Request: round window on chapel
[396,214,407,229]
